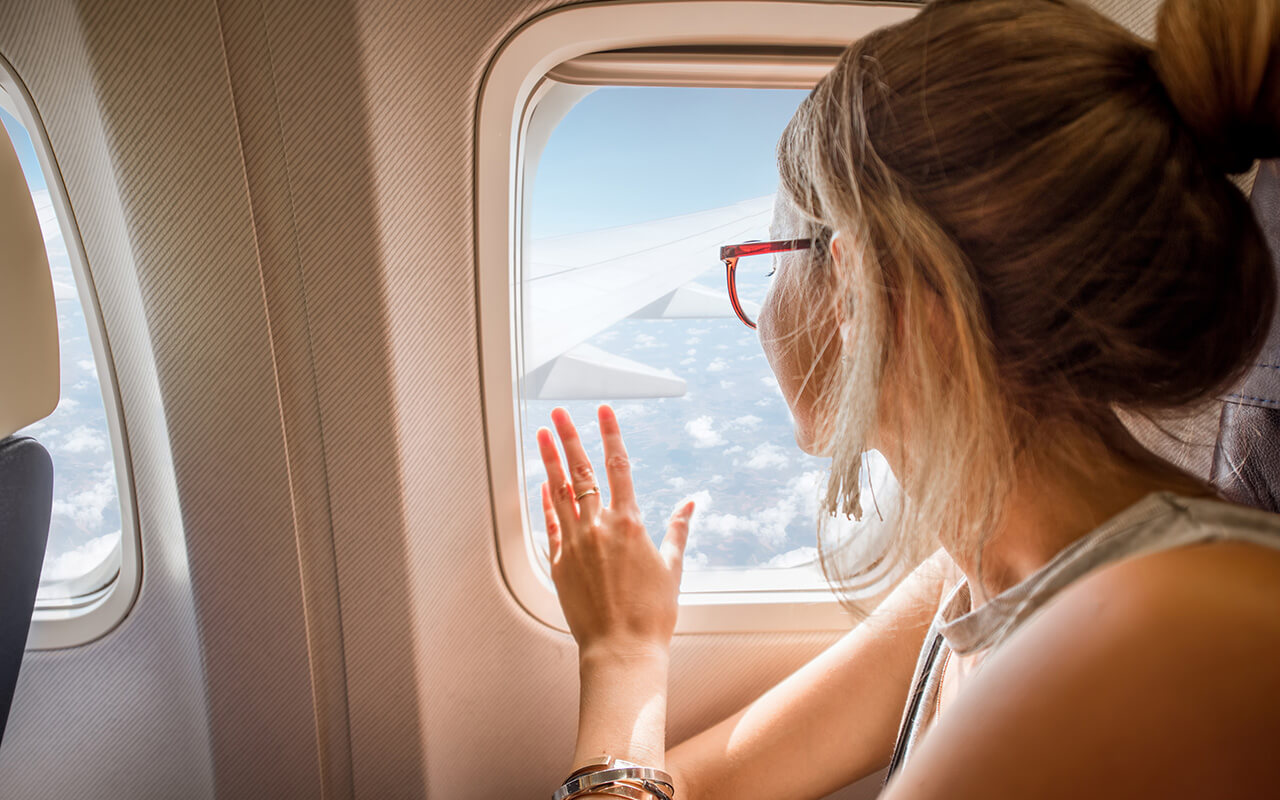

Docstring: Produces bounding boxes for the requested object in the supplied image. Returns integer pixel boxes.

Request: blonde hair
[777,0,1280,611]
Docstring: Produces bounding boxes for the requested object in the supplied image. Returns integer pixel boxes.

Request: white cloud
[77,359,97,377]
[687,327,710,335]
[31,189,60,244]
[51,472,116,529]
[685,336,701,346]
[706,358,729,373]
[594,330,619,343]
[696,511,760,540]
[753,499,801,538]
[723,445,744,455]
[60,425,107,454]
[680,357,696,366]
[667,476,689,491]
[52,280,79,301]
[613,403,655,422]
[760,375,780,389]
[683,550,710,570]
[729,414,762,430]
[755,398,774,407]
[41,531,118,583]
[686,489,713,512]
[790,470,827,496]
[718,380,735,390]
[744,443,789,470]
[687,469,827,551]
[684,416,724,448]
[57,397,80,412]
[763,546,818,569]
[20,420,50,436]
[633,333,657,349]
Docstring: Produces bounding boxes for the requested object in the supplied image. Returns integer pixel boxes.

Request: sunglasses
[719,238,817,329]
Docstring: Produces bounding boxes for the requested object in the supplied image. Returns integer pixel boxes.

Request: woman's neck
[946,424,1212,605]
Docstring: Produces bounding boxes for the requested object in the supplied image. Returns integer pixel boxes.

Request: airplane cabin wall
[0,0,1163,798]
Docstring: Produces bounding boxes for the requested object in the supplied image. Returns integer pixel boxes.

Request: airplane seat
[0,438,53,747]
[1212,160,1280,511]
[0,128,59,747]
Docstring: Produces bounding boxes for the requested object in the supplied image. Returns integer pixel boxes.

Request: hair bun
[1154,0,1280,174]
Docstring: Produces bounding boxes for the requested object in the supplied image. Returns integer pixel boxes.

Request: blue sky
[532,87,808,238]
[1,107,48,191]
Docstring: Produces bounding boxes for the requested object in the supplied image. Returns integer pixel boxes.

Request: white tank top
[885,491,1280,779]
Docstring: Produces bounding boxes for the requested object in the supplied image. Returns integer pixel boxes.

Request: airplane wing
[522,195,771,399]
[32,188,59,243]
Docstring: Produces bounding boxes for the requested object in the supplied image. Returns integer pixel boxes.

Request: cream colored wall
[0,0,1162,798]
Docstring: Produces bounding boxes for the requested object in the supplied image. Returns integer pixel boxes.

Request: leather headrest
[1253,161,1280,256]
[0,128,58,438]
[1222,161,1280,409]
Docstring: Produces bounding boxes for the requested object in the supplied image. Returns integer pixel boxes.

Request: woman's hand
[538,404,695,659]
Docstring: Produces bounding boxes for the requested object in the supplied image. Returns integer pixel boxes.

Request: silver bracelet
[569,782,666,800]
[554,765,675,800]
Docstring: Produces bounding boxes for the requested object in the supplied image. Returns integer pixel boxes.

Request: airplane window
[519,86,838,589]
[2,97,123,601]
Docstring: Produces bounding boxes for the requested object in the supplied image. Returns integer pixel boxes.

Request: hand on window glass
[538,405,696,657]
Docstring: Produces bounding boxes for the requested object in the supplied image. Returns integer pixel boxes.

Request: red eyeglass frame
[719,238,816,329]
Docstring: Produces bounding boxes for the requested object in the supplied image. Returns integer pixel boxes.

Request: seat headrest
[0,130,58,439]
[1225,161,1280,408]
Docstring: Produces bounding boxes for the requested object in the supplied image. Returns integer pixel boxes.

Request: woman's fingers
[659,500,696,573]
[537,427,577,526]
[597,405,636,509]
[541,482,563,563]
[551,408,602,518]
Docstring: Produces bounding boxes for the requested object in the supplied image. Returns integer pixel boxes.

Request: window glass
[519,86,834,584]
[2,99,122,599]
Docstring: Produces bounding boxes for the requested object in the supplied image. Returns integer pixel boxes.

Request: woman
[539,0,1280,797]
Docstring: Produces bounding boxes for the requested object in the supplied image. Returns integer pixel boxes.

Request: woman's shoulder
[882,501,1280,799]
[1075,495,1280,628]
[1051,493,1280,643]
[1028,495,1280,713]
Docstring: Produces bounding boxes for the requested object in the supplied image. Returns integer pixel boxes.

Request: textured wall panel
[0,0,325,797]
[66,0,323,795]
[0,0,221,797]
[213,0,357,795]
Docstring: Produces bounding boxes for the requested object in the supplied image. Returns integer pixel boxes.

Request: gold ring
[574,487,600,501]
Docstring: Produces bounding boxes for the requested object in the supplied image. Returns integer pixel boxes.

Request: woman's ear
[826,230,851,327]
[829,230,847,266]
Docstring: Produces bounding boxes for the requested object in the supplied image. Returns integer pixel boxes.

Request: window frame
[1,61,142,649]
[477,0,919,633]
